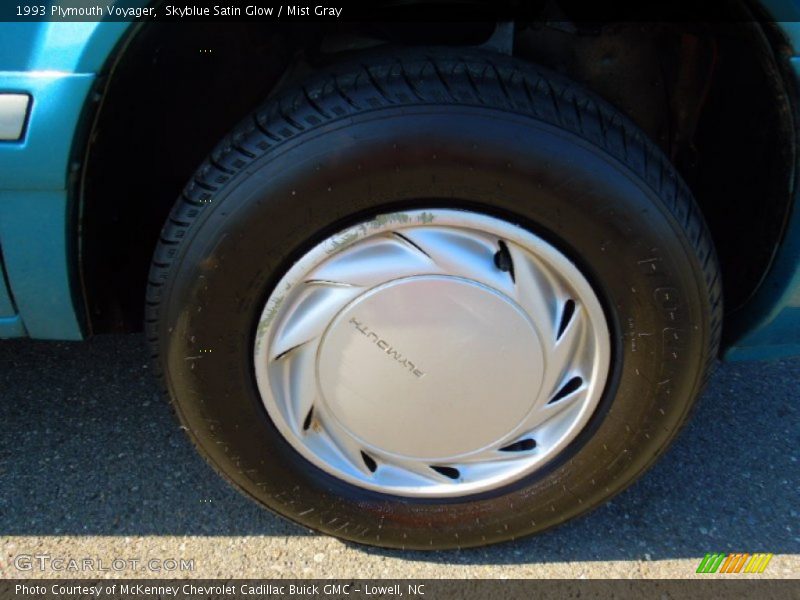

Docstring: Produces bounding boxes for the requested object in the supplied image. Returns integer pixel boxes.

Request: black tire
[146,48,722,549]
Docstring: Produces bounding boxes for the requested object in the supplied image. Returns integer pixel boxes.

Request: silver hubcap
[254,210,610,497]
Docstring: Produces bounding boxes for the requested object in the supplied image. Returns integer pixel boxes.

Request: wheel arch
[75,6,800,357]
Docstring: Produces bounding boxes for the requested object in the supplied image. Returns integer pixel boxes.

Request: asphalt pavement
[0,334,798,578]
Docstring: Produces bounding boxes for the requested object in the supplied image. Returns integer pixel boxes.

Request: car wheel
[146,49,722,549]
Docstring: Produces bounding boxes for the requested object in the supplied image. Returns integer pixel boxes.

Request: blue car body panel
[1,12,800,360]
[0,257,25,337]
[0,22,129,339]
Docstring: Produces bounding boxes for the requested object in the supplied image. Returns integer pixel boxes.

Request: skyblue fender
[0,21,133,339]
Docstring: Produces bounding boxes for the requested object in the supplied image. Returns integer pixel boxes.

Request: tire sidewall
[159,105,709,548]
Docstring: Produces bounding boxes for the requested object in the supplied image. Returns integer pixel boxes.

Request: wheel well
[79,6,797,339]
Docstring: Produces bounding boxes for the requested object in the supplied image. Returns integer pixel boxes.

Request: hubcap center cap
[317,275,544,460]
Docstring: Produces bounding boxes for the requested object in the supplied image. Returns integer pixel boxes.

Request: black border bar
[2,0,799,23]
[2,579,800,600]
